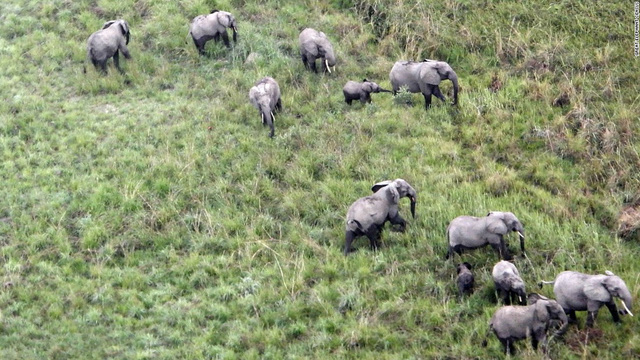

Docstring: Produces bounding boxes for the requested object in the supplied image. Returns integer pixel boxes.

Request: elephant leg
[213,33,221,43]
[344,230,357,255]
[567,310,578,324]
[98,59,108,74]
[275,98,282,112]
[366,227,381,251]
[423,92,432,109]
[345,98,352,105]
[113,51,123,73]
[531,337,539,350]
[605,302,621,323]
[433,85,446,102]
[309,60,318,73]
[586,310,599,327]
[388,213,406,232]
[221,32,231,48]
[193,37,206,55]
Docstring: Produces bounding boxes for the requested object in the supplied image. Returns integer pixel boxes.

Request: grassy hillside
[0,0,638,358]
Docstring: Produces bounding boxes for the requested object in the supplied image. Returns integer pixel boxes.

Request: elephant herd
[85,10,460,137]
[85,11,633,357]
[344,179,633,355]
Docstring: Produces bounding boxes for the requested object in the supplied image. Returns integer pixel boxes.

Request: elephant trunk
[125,31,130,45]
[232,25,238,43]
[450,73,459,106]
[410,195,416,219]
[379,89,392,93]
[619,291,633,316]
[517,229,525,255]
[553,312,569,337]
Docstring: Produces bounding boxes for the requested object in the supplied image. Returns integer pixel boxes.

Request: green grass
[0,0,639,358]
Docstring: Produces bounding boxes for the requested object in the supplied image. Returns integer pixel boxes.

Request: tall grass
[0,0,638,358]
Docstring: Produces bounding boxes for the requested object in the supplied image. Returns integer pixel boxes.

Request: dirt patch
[565,328,604,353]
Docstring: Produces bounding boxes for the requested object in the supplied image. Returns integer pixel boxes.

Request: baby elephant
[482,293,568,355]
[86,19,131,74]
[249,77,282,138]
[189,10,238,54]
[343,79,391,105]
[345,179,416,255]
[492,260,526,305]
[456,262,474,298]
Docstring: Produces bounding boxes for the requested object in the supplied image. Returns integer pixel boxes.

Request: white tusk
[325,59,331,73]
[333,66,336,73]
[517,231,524,238]
[518,296,522,303]
[271,112,275,122]
[621,300,634,316]
[261,113,264,124]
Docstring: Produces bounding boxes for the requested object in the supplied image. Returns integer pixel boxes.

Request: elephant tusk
[261,113,264,124]
[271,111,275,122]
[517,231,524,239]
[621,300,634,316]
[325,59,332,74]
[333,66,336,73]
[518,296,522,303]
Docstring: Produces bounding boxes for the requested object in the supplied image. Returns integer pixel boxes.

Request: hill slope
[0,0,638,358]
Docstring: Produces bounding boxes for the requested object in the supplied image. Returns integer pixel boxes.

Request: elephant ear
[101,20,116,30]
[534,300,551,323]
[387,184,400,204]
[584,276,612,303]
[371,180,393,193]
[421,63,442,86]
[486,218,508,235]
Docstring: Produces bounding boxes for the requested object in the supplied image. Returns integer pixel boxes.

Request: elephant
[456,262,475,298]
[343,79,391,105]
[249,77,282,138]
[344,179,417,255]
[446,211,525,260]
[482,293,568,355]
[298,28,336,74]
[189,10,238,55]
[389,59,459,110]
[539,270,633,327]
[492,260,526,305]
[86,19,131,74]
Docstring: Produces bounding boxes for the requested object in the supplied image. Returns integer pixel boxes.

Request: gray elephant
[344,179,417,255]
[299,28,336,74]
[86,19,131,74]
[446,211,525,260]
[456,262,474,298]
[343,79,391,105]
[482,293,568,355]
[492,260,526,305]
[540,270,633,327]
[389,59,459,109]
[189,10,238,55]
[249,77,282,138]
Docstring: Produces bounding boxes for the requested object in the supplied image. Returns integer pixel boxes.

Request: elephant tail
[347,219,364,232]
[481,322,493,347]
[538,280,555,289]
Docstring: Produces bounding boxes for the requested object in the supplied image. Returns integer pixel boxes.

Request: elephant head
[421,60,459,105]
[530,294,569,336]
[585,271,634,317]
[371,179,416,218]
[487,211,525,256]
[213,10,238,43]
[299,28,336,73]
[361,79,391,94]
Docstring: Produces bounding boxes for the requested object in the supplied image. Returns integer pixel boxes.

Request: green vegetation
[0,0,638,358]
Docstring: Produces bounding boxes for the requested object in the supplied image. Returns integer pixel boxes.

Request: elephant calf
[86,19,131,74]
[492,260,526,305]
[344,179,416,255]
[446,211,525,260]
[343,79,391,105]
[249,77,282,138]
[456,262,474,298]
[540,270,633,328]
[482,293,568,355]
